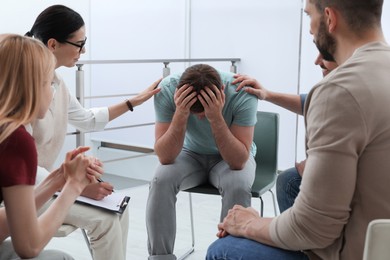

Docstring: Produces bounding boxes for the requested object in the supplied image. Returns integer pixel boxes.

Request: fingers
[198,85,221,107]
[87,165,103,179]
[88,157,104,174]
[175,84,197,110]
[231,73,243,84]
[70,146,90,160]
[152,77,163,89]
[99,181,114,193]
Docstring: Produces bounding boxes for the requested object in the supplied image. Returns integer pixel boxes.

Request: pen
[97,177,115,192]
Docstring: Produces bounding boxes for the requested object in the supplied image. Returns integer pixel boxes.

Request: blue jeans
[276,167,302,213]
[206,236,308,260]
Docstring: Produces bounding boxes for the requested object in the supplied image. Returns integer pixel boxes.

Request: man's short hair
[310,0,383,33]
[177,64,222,113]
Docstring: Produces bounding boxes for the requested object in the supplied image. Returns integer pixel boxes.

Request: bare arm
[154,84,197,164]
[108,78,162,121]
[233,74,303,115]
[199,85,253,169]
[211,119,254,169]
[1,150,95,258]
[262,91,303,115]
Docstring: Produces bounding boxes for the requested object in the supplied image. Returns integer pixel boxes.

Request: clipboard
[55,191,130,214]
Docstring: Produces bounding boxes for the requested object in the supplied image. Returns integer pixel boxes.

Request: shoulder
[0,126,37,186]
[160,74,181,88]
[156,73,181,98]
[218,70,235,83]
[3,126,36,155]
[0,126,37,172]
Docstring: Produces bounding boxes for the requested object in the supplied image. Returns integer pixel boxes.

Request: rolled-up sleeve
[68,93,109,131]
[269,84,366,250]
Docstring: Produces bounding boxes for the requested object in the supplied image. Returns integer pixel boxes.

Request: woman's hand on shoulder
[129,78,162,107]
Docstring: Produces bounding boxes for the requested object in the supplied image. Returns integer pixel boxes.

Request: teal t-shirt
[154,70,258,156]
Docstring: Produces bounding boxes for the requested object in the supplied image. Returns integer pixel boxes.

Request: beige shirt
[32,72,109,170]
[270,42,390,259]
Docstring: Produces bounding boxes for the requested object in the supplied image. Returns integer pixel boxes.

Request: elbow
[158,156,175,165]
[155,148,176,165]
[228,160,246,170]
[227,154,249,170]
[15,246,41,259]
[13,239,43,259]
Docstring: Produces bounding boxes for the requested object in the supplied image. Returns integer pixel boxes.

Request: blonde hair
[0,34,56,143]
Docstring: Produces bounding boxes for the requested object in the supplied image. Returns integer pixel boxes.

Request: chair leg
[177,193,195,260]
[258,189,278,217]
[259,196,264,217]
[268,189,278,216]
[81,228,94,259]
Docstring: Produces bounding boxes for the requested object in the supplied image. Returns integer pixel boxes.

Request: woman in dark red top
[0,34,100,259]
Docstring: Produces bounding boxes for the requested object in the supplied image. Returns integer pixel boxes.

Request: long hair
[25,5,84,44]
[0,34,56,143]
[177,64,222,113]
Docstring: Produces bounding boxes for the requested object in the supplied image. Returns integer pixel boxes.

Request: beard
[315,18,337,62]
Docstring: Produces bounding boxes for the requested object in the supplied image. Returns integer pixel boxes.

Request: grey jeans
[146,149,256,260]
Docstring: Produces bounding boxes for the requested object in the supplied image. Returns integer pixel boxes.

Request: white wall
[86,0,303,171]
[1,1,389,172]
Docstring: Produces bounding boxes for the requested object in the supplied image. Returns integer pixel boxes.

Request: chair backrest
[251,111,279,196]
[363,219,390,260]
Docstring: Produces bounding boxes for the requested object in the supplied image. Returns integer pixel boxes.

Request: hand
[295,159,306,177]
[198,84,225,122]
[86,157,104,179]
[62,147,97,191]
[70,146,90,160]
[80,157,112,199]
[216,205,259,238]
[81,182,114,200]
[129,78,162,107]
[232,74,268,100]
[174,84,197,118]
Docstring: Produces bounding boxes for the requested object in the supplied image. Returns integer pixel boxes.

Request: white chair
[363,219,390,260]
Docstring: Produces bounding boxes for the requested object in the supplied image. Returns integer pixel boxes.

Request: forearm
[210,116,250,169]
[34,168,64,210]
[108,100,130,121]
[245,217,276,247]
[0,209,9,242]
[154,113,188,164]
[35,181,83,243]
[266,91,303,115]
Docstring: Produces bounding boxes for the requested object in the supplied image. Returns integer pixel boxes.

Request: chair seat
[183,173,277,198]
[184,184,220,195]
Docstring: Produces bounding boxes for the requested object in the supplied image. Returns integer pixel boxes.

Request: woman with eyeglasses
[25,5,160,260]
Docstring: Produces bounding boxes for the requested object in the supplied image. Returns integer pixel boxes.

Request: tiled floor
[45,177,278,260]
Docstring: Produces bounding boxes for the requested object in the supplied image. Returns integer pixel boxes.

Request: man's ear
[46,38,57,51]
[324,7,337,33]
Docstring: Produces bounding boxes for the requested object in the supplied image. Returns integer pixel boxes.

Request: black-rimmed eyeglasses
[64,37,87,53]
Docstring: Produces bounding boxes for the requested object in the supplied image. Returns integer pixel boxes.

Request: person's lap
[206,235,308,260]
[276,167,302,213]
